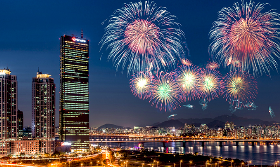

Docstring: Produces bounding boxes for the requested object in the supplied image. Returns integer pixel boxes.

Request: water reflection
[99,141,280,165]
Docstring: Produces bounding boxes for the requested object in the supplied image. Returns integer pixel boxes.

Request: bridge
[89,134,280,147]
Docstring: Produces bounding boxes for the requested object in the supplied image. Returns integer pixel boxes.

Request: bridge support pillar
[182,141,186,147]
[251,142,254,146]
[201,141,204,147]
[219,141,222,147]
[117,142,121,147]
[162,142,168,153]
[235,141,239,146]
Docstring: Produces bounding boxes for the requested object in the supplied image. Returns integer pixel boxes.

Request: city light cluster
[92,121,280,140]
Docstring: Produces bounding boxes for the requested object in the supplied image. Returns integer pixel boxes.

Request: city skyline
[0,0,280,128]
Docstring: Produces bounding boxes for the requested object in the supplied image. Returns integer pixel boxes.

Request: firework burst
[147,71,185,111]
[209,0,280,75]
[130,71,152,99]
[223,71,258,107]
[199,69,223,101]
[101,1,186,74]
[175,65,202,100]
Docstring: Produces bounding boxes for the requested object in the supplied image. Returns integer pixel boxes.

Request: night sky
[1,0,280,128]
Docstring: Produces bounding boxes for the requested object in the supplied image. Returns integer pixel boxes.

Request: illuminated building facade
[60,34,89,152]
[0,69,17,155]
[17,110,23,139]
[32,72,55,154]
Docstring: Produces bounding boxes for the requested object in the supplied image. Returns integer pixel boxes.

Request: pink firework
[206,61,220,70]
[209,0,280,75]
[147,71,186,111]
[124,19,159,55]
[101,1,186,74]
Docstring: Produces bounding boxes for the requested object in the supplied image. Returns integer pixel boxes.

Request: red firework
[209,0,280,75]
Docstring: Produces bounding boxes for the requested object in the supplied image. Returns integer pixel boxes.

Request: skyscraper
[59,34,89,152]
[32,71,55,154]
[0,69,17,155]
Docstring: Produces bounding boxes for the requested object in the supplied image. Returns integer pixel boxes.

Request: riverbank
[114,149,250,167]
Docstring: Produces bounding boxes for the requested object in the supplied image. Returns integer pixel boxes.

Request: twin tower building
[0,34,89,155]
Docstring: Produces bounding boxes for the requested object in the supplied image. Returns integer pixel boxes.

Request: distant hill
[213,114,271,126]
[207,120,225,128]
[178,118,214,124]
[152,114,278,128]
[153,119,184,128]
[98,124,130,130]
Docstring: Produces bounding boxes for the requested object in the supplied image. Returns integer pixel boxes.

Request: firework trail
[175,65,202,100]
[209,0,280,76]
[147,71,186,111]
[101,1,186,74]
[199,69,223,102]
[223,71,257,108]
[269,106,275,118]
[199,99,208,110]
[183,104,194,109]
[130,71,152,99]
[229,99,243,113]
[168,114,177,119]
[244,102,258,110]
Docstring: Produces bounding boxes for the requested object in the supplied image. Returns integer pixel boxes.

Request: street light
[174,163,176,167]
[248,161,251,167]
[241,162,244,167]
[189,161,192,167]
[142,163,144,167]
[231,160,234,167]
[157,161,159,167]
[180,160,182,167]
[275,161,279,167]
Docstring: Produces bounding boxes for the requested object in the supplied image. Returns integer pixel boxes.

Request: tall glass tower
[59,34,89,152]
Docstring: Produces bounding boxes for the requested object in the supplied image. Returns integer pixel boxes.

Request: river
[97,141,280,165]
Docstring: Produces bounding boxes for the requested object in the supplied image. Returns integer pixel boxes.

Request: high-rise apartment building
[0,69,17,155]
[32,72,55,154]
[59,34,89,152]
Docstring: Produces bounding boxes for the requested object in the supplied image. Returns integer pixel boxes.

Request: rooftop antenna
[81,29,83,38]
[38,67,40,72]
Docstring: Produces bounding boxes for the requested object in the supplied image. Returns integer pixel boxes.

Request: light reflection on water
[99,141,280,165]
